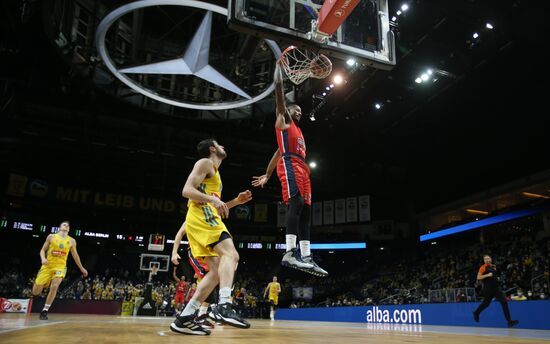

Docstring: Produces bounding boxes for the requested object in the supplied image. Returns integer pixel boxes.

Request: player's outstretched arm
[70,239,88,277]
[252,149,281,188]
[226,190,253,209]
[172,267,181,282]
[182,158,229,218]
[171,222,186,265]
[274,63,291,129]
[39,235,52,265]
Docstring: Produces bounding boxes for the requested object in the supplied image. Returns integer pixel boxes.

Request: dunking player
[32,221,88,320]
[252,61,327,277]
[263,276,281,320]
[172,266,188,312]
[473,254,519,327]
[170,139,253,335]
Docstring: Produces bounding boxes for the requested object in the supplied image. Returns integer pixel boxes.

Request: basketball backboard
[139,253,170,272]
[228,0,395,70]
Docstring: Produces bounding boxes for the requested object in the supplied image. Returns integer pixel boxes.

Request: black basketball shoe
[39,310,48,320]
[170,313,211,335]
[208,304,223,323]
[508,320,519,328]
[196,313,215,329]
[215,303,250,329]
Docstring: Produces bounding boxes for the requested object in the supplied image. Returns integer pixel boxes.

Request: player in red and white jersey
[172,267,188,312]
[252,61,327,277]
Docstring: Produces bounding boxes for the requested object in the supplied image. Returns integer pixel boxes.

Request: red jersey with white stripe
[275,119,312,205]
[176,281,187,295]
[276,119,306,160]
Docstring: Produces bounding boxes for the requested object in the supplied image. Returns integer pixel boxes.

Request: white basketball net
[279,46,332,85]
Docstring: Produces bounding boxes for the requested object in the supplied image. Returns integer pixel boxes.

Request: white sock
[219,287,232,304]
[270,310,274,319]
[300,240,311,257]
[180,299,201,316]
[42,304,51,312]
[198,305,208,316]
[285,234,297,251]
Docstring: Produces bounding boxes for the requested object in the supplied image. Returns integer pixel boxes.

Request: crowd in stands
[1,224,549,313]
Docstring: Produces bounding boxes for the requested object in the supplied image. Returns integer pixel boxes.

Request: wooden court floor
[1,314,549,344]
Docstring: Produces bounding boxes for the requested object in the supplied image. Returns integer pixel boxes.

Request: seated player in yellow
[32,220,88,320]
[264,276,281,320]
[170,139,252,335]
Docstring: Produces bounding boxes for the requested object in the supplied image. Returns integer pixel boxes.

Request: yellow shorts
[269,295,279,306]
[186,204,231,257]
[35,265,67,286]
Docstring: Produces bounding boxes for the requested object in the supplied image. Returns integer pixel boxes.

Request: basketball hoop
[279,46,332,85]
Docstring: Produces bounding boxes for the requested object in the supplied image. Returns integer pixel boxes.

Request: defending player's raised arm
[171,222,186,265]
[69,239,88,277]
[274,63,291,129]
[39,234,52,265]
[182,159,229,218]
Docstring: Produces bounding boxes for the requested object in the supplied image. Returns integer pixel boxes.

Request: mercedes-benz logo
[95,0,281,110]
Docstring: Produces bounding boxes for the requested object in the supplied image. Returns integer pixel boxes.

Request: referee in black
[473,254,519,327]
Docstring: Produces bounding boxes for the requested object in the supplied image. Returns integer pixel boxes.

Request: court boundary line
[0,321,67,335]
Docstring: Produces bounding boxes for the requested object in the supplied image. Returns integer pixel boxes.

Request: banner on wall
[233,205,251,221]
[312,202,323,226]
[1,298,31,313]
[358,195,371,222]
[346,197,358,223]
[335,199,346,224]
[277,203,287,227]
[323,201,334,225]
[6,174,28,197]
[276,301,550,330]
[254,203,268,222]
[4,173,189,215]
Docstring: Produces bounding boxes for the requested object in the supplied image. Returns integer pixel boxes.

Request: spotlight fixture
[473,32,479,39]
[486,23,494,29]
[333,75,343,84]
[346,58,356,66]
[401,4,409,11]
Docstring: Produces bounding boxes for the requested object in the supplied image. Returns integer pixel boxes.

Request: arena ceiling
[0,0,548,220]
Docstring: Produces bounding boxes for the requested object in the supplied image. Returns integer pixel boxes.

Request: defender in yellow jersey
[170,139,253,335]
[264,276,282,320]
[32,221,88,320]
